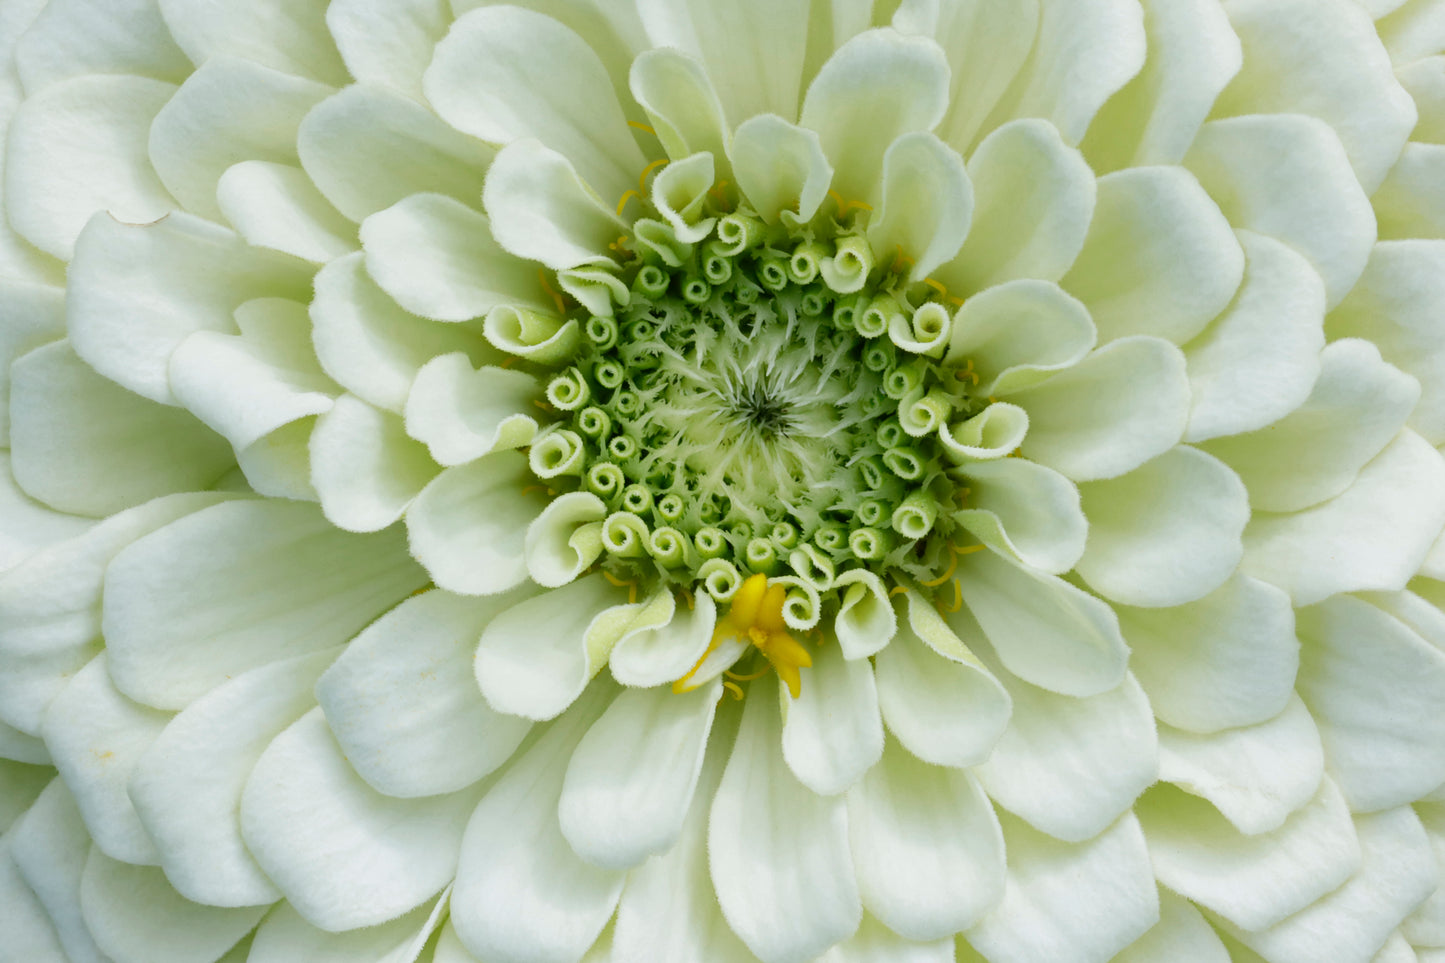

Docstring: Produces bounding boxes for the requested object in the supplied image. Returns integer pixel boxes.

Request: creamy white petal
[966,812,1158,963]
[103,499,427,709]
[525,493,607,590]
[0,723,51,767]
[631,48,731,169]
[944,279,1096,396]
[956,457,1088,575]
[0,833,67,963]
[1076,446,1248,608]
[798,28,950,203]
[1328,241,1445,444]
[8,780,106,963]
[1214,0,1416,194]
[559,679,719,870]
[324,0,448,102]
[1241,431,1445,605]
[819,915,954,963]
[710,678,860,963]
[5,74,176,259]
[80,847,265,963]
[781,640,883,796]
[249,894,447,963]
[1401,56,1445,143]
[1405,803,1445,947]
[13,0,190,93]
[1183,230,1327,442]
[831,570,895,661]
[1373,142,1445,240]
[955,548,1129,697]
[481,139,629,271]
[216,160,357,262]
[1113,888,1231,963]
[451,682,623,963]
[866,132,972,283]
[67,211,312,405]
[425,5,646,205]
[941,119,1094,292]
[0,455,94,575]
[848,736,1005,940]
[148,55,331,221]
[976,668,1157,842]
[241,708,478,930]
[1183,113,1376,309]
[297,83,494,223]
[405,452,548,597]
[1157,695,1324,835]
[130,648,336,908]
[0,279,63,448]
[474,573,633,721]
[1117,574,1298,733]
[877,596,1011,769]
[157,0,348,85]
[405,354,538,468]
[361,192,552,321]
[608,589,719,687]
[317,589,532,799]
[1010,336,1190,482]
[1063,166,1243,346]
[310,252,495,414]
[311,394,439,533]
[1295,595,1445,812]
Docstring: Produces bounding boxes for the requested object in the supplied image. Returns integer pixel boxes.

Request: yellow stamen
[537,268,566,315]
[671,574,812,698]
[722,680,746,701]
[891,244,915,273]
[639,159,668,193]
[608,235,630,254]
[920,544,961,588]
[828,189,873,214]
[627,121,657,135]
[601,570,638,604]
[955,543,986,556]
[888,585,910,597]
[937,578,963,614]
[520,485,548,497]
[616,189,643,217]
[708,179,731,206]
[922,277,949,299]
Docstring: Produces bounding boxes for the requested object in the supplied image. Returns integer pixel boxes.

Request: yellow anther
[722,680,746,701]
[888,585,910,597]
[608,235,631,254]
[725,664,771,682]
[602,570,639,604]
[920,544,961,588]
[616,189,643,217]
[937,578,963,613]
[639,159,668,194]
[955,543,986,556]
[946,295,965,307]
[520,485,548,497]
[627,120,657,136]
[922,277,949,298]
[891,244,915,273]
[537,268,567,316]
[672,574,812,698]
[828,189,873,214]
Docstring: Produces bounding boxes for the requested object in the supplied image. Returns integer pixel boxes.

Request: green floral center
[523,202,983,605]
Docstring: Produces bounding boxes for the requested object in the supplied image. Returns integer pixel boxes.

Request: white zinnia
[2,1,1445,962]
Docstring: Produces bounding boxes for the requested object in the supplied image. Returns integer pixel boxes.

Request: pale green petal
[781,640,883,796]
[13,0,190,92]
[157,0,348,85]
[406,354,539,468]
[866,132,972,283]
[215,160,357,263]
[630,48,730,167]
[324,0,449,102]
[945,279,1096,395]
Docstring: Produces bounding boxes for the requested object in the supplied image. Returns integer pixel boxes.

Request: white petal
[781,641,883,796]
[130,649,336,908]
[955,548,1129,697]
[235,417,320,501]
[474,573,632,721]
[148,55,331,221]
[607,589,719,687]
[361,192,552,321]
[0,491,226,734]
[249,894,447,963]
[0,833,67,963]
[310,252,494,413]
[819,915,955,963]
[5,74,176,259]
[559,680,719,869]
[311,394,439,533]
[40,655,166,864]
[966,812,1158,963]
[1295,594,1445,812]
[1404,803,1445,947]
[1202,339,1419,512]
[1010,336,1191,482]
[956,457,1088,575]
[8,780,107,963]
[831,570,896,661]
[1183,114,1376,308]
[451,682,624,963]
[297,84,494,223]
[799,28,950,202]
[241,708,478,930]
[629,46,731,171]
[525,493,606,590]
[848,737,1005,940]
[0,453,94,575]
[157,0,348,85]
[710,679,861,963]
[1158,695,1324,835]
[324,0,449,102]
[67,211,312,405]
[976,668,1157,843]
[1117,574,1298,733]
[866,132,972,283]
[1214,0,1416,193]
[728,113,832,224]
[481,139,629,270]
[1241,430,1445,605]
[1373,142,1445,241]
[13,0,190,93]
[990,0,1146,144]
[1223,807,1436,963]
[0,279,64,448]
[405,354,538,468]
[406,453,547,597]
[1183,230,1327,442]
[1063,166,1243,346]
[216,160,357,262]
[941,119,1095,292]
[317,589,532,799]
[0,721,51,766]
[103,499,427,709]
[1080,0,1241,170]
[80,848,265,963]
[9,341,233,517]
[425,5,646,204]
[1113,888,1231,963]
[876,595,1011,769]
[1076,446,1248,608]
[1328,241,1445,445]
[944,279,1096,396]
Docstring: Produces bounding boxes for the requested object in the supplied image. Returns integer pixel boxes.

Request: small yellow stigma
[672,574,813,698]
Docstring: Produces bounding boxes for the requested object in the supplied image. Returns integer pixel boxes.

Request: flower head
[3,1,1445,962]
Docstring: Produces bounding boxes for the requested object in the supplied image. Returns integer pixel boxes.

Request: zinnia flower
[3,0,1445,961]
